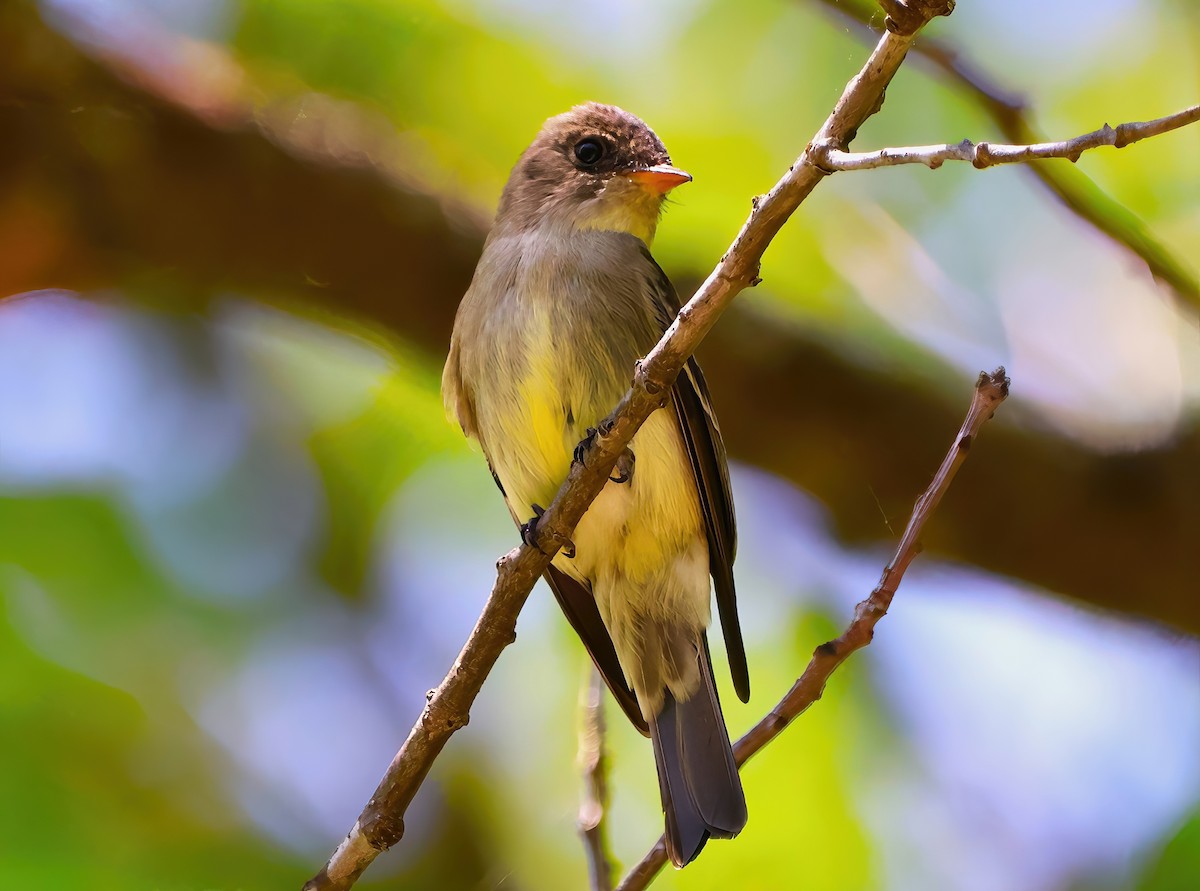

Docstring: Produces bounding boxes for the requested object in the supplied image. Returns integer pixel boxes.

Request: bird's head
[495,102,691,245]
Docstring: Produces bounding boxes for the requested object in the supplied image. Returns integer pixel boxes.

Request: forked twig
[811,105,1200,171]
[615,368,1011,891]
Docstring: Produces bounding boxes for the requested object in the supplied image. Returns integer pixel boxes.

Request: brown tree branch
[614,368,1011,891]
[302,2,955,887]
[810,105,1200,171]
[578,666,614,891]
[808,0,1199,304]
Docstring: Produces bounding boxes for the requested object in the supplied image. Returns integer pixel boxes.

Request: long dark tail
[648,636,747,867]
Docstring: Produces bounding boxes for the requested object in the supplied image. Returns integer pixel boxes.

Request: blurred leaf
[310,341,467,594]
[1138,809,1200,891]
[0,564,300,890]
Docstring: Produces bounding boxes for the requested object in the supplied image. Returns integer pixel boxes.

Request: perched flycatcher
[442,103,748,866]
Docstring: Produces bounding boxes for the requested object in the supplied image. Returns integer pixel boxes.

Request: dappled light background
[1,1,1198,889]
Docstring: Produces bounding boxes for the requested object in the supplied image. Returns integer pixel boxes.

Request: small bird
[442,103,748,866]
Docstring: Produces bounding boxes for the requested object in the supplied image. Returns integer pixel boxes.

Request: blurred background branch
[578,667,614,891]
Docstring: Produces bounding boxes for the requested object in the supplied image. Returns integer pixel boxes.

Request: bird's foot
[572,427,634,485]
[609,447,635,484]
[520,504,545,548]
[571,417,618,467]
[572,427,599,467]
[521,504,575,558]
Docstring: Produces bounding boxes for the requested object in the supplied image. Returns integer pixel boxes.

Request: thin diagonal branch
[810,104,1200,171]
[578,666,614,891]
[615,369,1012,891]
[809,0,1200,304]
[302,3,955,888]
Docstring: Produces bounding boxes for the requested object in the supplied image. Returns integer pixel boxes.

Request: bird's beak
[625,165,693,195]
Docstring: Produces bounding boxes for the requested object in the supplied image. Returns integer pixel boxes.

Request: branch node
[807,138,840,174]
[360,811,405,852]
[635,360,665,397]
[496,546,520,570]
[880,0,956,36]
[981,366,1011,397]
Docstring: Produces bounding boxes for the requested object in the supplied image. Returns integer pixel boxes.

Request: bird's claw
[521,504,575,558]
[520,504,545,548]
[572,427,599,467]
[609,447,635,484]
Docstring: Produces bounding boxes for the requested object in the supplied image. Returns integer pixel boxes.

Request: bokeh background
[1,0,1198,889]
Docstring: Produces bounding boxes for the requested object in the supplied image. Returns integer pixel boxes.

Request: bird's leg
[521,504,576,559]
[609,447,635,484]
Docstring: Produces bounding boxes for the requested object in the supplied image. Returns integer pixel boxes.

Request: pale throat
[571,181,664,245]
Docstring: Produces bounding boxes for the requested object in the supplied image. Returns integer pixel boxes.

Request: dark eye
[573,138,605,166]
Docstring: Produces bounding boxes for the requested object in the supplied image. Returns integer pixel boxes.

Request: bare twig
[578,666,614,891]
[615,369,1012,891]
[809,0,1199,304]
[302,3,955,888]
[811,105,1200,171]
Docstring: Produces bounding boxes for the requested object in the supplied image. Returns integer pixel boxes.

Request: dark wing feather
[640,247,750,703]
[543,566,649,735]
[672,361,748,702]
